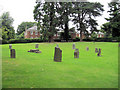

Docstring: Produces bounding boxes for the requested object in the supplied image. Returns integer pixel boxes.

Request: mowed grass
[1,42,118,88]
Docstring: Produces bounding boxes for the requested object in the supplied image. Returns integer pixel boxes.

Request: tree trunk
[48,36,54,42]
[80,31,83,42]
[64,23,69,42]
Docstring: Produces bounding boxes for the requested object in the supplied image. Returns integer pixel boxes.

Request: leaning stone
[10,49,16,58]
[97,48,101,56]
[54,47,62,62]
[74,48,79,58]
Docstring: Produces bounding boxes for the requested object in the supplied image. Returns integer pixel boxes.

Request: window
[35,31,38,35]
[30,31,33,35]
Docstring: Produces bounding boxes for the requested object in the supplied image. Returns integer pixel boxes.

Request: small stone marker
[74,48,79,58]
[56,44,59,48]
[9,44,12,49]
[97,48,101,56]
[73,43,75,49]
[119,43,120,47]
[95,48,98,53]
[86,47,89,51]
[54,47,62,62]
[10,49,16,58]
[35,44,39,48]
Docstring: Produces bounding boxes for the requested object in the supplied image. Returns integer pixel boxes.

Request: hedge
[1,37,120,44]
[2,39,47,44]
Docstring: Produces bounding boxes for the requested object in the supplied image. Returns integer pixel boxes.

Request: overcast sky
[0,0,112,32]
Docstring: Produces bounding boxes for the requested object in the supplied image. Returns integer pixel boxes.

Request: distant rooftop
[26,26,40,31]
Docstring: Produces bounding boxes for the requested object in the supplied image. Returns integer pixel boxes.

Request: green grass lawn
[1,42,118,88]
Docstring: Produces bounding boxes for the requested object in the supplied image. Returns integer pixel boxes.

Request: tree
[101,22,112,37]
[72,2,104,41]
[17,22,37,35]
[105,1,120,37]
[57,2,73,42]
[33,2,59,42]
[0,12,15,40]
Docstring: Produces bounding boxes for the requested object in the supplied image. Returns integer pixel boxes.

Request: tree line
[0,1,120,42]
[33,2,104,42]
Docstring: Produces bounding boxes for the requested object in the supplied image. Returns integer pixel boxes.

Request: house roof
[26,26,40,31]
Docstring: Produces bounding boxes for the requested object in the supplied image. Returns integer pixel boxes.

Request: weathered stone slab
[97,48,101,56]
[35,44,39,48]
[9,44,12,49]
[28,49,41,53]
[74,48,79,58]
[95,48,98,53]
[54,47,62,62]
[10,49,16,58]
[73,43,75,49]
[119,43,120,47]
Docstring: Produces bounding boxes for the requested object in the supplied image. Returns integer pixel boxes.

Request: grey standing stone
[35,44,39,48]
[95,48,98,53]
[10,49,16,58]
[9,44,12,49]
[73,43,75,49]
[97,48,101,56]
[56,44,59,48]
[54,47,62,62]
[86,47,89,51]
[74,48,79,58]
[119,43,120,47]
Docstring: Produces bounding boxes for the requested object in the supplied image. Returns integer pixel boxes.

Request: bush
[2,40,9,44]
[4,38,46,44]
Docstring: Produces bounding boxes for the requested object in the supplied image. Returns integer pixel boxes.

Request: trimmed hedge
[1,37,120,44]
[2,39,47,44]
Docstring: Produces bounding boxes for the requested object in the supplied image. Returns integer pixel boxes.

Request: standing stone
[73,43,75,49]
[95,48,98,53]
[119,43,120,47]
[10,49,16,58]
[9,44,12,49]
[97,48,101,56]
[35,44,39,48]
[86,47,89,51]
[54,47,62,62]
[56,44,59,48]
[74,48,79,58]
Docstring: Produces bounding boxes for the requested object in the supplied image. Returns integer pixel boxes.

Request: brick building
[24,26,85,39]
[24,26,41,39]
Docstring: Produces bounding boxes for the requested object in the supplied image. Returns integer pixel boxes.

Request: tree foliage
[17,22,37,35]
[34,2,59,42]
[0,12,15,40]
[33,1,104,41]
[72,2,104,41]
[103,1,120,37]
